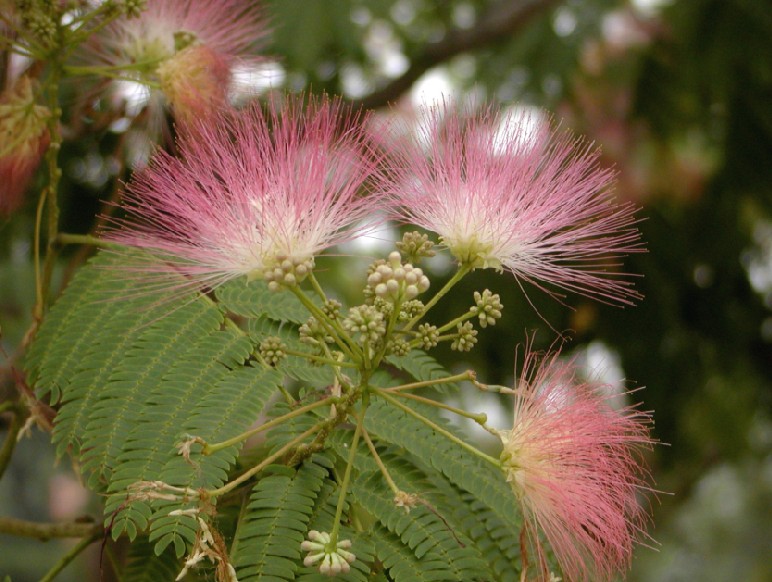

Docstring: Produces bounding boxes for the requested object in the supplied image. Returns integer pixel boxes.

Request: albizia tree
[0,2,656,582]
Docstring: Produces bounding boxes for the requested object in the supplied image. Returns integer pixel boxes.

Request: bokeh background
[1,0,771,580]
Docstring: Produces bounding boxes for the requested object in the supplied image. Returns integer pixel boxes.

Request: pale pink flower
[81,0,267,124]
[498,348,654,582]
[377,103,643,305]
[102,96,383,295]
[0,77,50,216]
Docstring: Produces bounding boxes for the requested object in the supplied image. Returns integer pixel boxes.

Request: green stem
[0,516,101,540]
[403,265,472,332]
[436,310,477,335]
[373,389,501,469]
[283,348,357,369]
[55,233,124,248]
[328,404,365,548]
[203,397,335,455]
[307,271,329,303]
[387,390,495,432]
[33,51,64,323]
[0,404,26,479]
[382,370,475,393]
[288,286,360,362]
[360,424,400,497]
[208,422,324,498]
[38,532,99,582]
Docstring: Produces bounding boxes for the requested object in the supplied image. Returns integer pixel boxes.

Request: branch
[353,0,560,109]
[0,516,102,540]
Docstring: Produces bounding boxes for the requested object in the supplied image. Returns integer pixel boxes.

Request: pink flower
[81,0,267,124]
[498,348,654,582]
[102,96,383,295]
[377,103,643,305]
[0,77,50,216]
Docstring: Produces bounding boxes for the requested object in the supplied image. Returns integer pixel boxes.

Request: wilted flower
[498,348,654,582]
[80,0,266,124]
[377,103,643,305]
[0,77,50,216]
[103,96,383,297]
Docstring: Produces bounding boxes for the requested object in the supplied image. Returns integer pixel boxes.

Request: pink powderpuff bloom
[498,347,654,582]
[80,0,267,125]
[102,96,384,296]
[376,103,644,305]
[0,77,50,216]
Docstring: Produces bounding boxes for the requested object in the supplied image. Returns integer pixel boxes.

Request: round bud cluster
[471,289,503,328]
[259,336,287,367]
[399,299,424,321]
[262,255,314,291]
[366,251,430,303]
[396,231,436,264]
[119,0,147,18]
[387,338,410,357]
[417,323,439,350]
[372,296,394,318]
[342,305,385,347]
[451,322,478,352]
[301,531,356,576]
[299,317,334,346]
[322,299,342,320]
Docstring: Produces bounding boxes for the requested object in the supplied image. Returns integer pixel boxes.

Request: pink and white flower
[0,77,50,216]
[103,96,383,295]
[377,103,644,305]
[498,348,654,582]
[81,0,267,123]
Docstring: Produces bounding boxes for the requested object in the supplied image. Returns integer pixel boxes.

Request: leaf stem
[283,348,357,369]
[0,403,26,479]
[381,369,475,393]
[373,388,501,469]
[38,530,99,582]
[0,516,101,540]
[359,424,400,497]
[403,264,472,332]
[55,233,124,248]
[386,390,496,434]
[288,286,361,362]
[208,422,324,498]
[328,403,365,549]
[203,397,336,455]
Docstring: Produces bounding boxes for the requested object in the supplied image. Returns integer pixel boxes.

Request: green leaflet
[352,471,488,581]
[123,537,182,582]
[231,458,328,581]
[216,278,323,324]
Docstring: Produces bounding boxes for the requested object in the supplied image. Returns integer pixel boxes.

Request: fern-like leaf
[216,279,321,324]
[231,459,328,581]
[364,399,520,535]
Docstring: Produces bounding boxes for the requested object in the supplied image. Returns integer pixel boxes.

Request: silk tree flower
[80,0,266,125]
[102,96,384,296]
[0,77,50,216]
[377,103,643,305]
[498,348,653,582]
